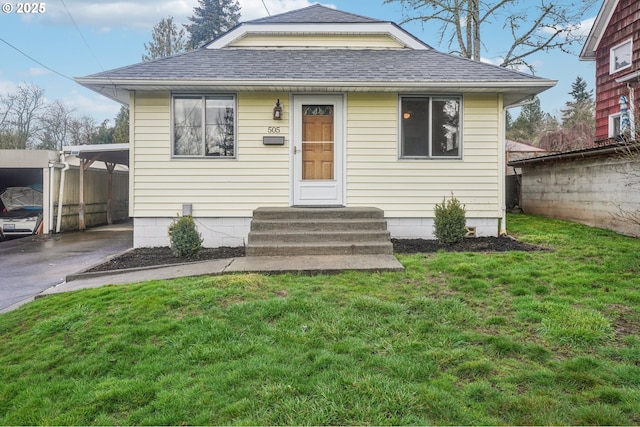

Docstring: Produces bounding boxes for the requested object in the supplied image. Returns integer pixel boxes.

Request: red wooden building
[580,0,640,141]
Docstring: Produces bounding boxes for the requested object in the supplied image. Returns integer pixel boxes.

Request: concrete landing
[225,254,404,274]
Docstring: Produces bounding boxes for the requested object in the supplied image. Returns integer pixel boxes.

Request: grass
[1,214,639,425]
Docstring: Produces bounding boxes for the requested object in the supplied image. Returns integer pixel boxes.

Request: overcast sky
[0,0,599,123]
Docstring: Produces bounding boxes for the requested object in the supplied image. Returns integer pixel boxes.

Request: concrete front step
[251,218,388,232]
[253,206,385,220]
[248,230,391,244]
[246,241,394,257]
[247,206,394,257]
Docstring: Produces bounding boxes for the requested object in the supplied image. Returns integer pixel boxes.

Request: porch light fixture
[273,99,283,120]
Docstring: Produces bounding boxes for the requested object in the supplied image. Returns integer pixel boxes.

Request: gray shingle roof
[248,4,382,24]
[82,48,549,84]
[76,4,555,106]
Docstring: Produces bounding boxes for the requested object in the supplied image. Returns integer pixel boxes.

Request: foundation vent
[465,226,477,237]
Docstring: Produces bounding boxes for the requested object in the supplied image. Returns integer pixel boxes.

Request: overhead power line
[60,0,106,72]
[0,37,74,81]
[261,0,271,16]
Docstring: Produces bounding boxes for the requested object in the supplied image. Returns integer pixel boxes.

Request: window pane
[432,98,460,157]
[613,42,632,71]
[302,105,334,180]
[613,116,621,136]
[205,97,235,157]
[401,97,429,157]
[174,97,203,156]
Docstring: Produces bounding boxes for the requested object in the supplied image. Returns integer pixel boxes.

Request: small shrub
[168,215,202,258]
[433,194,466,245]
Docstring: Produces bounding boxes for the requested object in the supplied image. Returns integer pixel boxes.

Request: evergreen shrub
[434,194,467,245]
[168,215,203,257]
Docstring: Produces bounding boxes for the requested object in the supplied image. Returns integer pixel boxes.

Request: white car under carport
[0,187,43,240]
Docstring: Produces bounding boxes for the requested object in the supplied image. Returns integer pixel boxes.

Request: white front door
[292,95,344,206]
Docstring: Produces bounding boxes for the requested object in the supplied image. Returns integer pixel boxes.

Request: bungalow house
[76,4,555,249]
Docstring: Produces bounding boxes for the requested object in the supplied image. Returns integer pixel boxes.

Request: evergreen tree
[142,16,186,61]
[506,110,513,130]
[507,97,545,142]
[185,0,241,49]
[569,76,593,104]
[113,105,129,143]
[561,76,594,128]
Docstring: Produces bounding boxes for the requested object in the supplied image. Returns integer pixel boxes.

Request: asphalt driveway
[0,222,133,313]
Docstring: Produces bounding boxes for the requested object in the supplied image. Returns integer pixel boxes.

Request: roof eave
[579,0,619,60]
[75,78,556,106]
[76,77,556,89]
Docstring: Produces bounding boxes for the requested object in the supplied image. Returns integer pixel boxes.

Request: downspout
[502,95,538,236]
[56,153,70,233]
[628,84,635,137]
[48,161,65,234]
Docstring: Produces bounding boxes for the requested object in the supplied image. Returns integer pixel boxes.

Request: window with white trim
[173,95,236,158]
[400,96,461,159]
[610,39,632,74]
[609,113,622,137]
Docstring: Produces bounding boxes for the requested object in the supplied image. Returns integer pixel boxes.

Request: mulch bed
[391,236,546,254]
[86,236,546,273]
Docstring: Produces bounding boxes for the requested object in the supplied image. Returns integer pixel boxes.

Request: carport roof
[63,144,129,167]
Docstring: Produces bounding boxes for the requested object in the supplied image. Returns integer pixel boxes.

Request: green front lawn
[1,214,639,425]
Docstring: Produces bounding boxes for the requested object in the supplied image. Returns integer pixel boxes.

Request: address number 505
[267,126,281,133]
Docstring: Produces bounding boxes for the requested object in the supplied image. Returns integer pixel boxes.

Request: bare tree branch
[0,83,45,149]
[385,0,598,70]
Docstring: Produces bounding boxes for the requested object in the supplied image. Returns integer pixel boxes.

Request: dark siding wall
[594,0,640,140]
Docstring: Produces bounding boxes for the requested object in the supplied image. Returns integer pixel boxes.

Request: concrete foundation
[134,214,499,248]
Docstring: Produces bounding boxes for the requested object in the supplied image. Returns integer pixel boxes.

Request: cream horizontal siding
[131,91,290,217]
[131,91,503,219]
[346,93,501,218]
[230,34,404,48]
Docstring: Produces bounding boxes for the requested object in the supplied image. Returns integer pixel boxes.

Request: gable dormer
[205,4,430,50]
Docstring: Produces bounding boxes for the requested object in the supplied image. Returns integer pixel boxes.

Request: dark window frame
[171,94,237,159]
[399,95,462,160]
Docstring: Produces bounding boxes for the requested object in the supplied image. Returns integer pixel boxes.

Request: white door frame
[291,94,345,206]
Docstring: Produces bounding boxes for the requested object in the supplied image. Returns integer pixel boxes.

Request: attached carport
[61,144,129,231]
